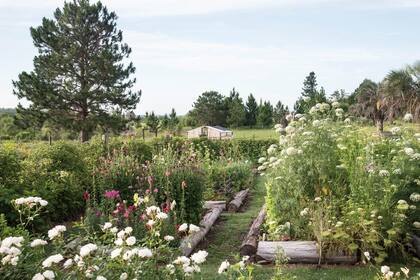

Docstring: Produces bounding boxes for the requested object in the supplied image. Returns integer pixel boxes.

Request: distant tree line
[186,88,290,129]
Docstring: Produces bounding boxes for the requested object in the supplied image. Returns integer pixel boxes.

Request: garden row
[0,136,274,229]
[252,103,420,266]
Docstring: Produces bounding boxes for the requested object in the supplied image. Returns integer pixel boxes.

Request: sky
[0,0,419,115]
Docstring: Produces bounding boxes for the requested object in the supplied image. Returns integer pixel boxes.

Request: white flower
[332,101,340,108]
[146,220,155,227]
[390,127,401,135]
[124,227,133,234]
[401,267,410,277]
[166,264,176,274]
[410,193,420,202]
[314,197,322,202]
[258,157,266,164]
[80,243,97,257]
[363,251,370,261]
[404,147,414,156]
[146,206,160,216]
[102,222,112,231]
[1,236,24,248]
[397,199,407,205]
[312,120,321,127]
[413,221,420,229]
[183,265,195,274]
[285,126,295,135]
[403,113,413,122]
[42,270,55,279]
[96,276,107,280]
[110,248,122,259]
[126,236,136,246]
[137,248,153,258]
[30,239,47,248]
[171,200,177,210]
[39,200,48,206]
[119,273,128,280]
[114,238,123,246]
[32,273,45,280]
[117,230,126,239]
[189,224,200,233]
[286,114,294,121]
[191,250,208,264]
[63,258,73,269]
[344,118,351,124]
[173,256,190,265]
[381,265,390,274]
[110,227,118,234]
[156,212,168,220]
[300,208,309,216]
[378,170,390,177]
[178,223,188,232]
[285,147,298,156]
[218,260,230,274]
[164,235,175,241]
[48,225,66,240]
[42,254,64,268]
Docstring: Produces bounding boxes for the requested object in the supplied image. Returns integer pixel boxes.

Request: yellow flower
[133,193,139,206]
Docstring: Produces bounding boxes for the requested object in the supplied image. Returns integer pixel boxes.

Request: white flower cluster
[13,196,48,208]
[48,225,66,240]
[172,250,208,276]
[178,223,200,234]
[390,126,401,135]
[380,265,410,279]
[42,253,64,268]
[0,236,24,266]
[30,239,48,248]
[403,113,413,122]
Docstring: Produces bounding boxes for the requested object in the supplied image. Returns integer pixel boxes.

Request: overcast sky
[0,0,419,114]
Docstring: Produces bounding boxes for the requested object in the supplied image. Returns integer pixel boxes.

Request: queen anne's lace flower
[190,250,208,264]
[218,260,230,274]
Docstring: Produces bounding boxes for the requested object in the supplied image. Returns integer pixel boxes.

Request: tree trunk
[142,129,145,140]
[80,129,89,142]
[240,204,266,256]
[228,189,249,212]
[375,118,384,133]
[155,130,158,137]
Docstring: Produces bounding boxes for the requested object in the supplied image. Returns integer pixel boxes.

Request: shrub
[263,103,420,262]
[205,160,254,200]
[19,142,89,224]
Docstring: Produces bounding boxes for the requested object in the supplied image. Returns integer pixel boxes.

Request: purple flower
[104,190,120,199]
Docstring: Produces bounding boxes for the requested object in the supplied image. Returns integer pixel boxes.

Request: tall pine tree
[245,94,258,127]
[294,71,326,113]
[226,88,246,128]
[13,0,140,142]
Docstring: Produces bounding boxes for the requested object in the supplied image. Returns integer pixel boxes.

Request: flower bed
[260,103,420,264]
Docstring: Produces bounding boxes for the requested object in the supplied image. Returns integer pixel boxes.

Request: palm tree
[384,61,420,121]
[350,79,388,132]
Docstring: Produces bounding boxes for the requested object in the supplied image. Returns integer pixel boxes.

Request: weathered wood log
[240,204,266,256]
[413,235,420,258]
[180,206,224,256]
[256,241,357,264]
[228,188,249,212]
[204,200,226,210]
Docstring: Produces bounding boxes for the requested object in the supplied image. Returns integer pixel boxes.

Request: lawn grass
[198,177,420,279]
[233,128,278,140]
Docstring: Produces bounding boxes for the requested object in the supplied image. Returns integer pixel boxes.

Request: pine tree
[168,108,180,132]
[145,111,160,137]
[273,101,289,126]
[226,88,246,128]
[294,72,326,113]
[257,101,273,128]
[245,94,258,127]
[189,91,226,126]
[13,0,140,142]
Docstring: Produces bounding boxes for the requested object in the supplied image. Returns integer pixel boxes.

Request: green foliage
[294,72,327,113]
[225,88,246,128]
[263,104,420,262]
[245,94,258,127]
[145,111,160,137]
[19,142,89,224]
[13,0,140,142]
[189,91,227,126]
[205,160,254,200]
[257,101,274,128]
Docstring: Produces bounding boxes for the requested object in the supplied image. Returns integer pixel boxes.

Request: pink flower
[153,188,158,193]
[146,189,150,194]
[83,191,90,201]
[95,210,102,217]
[104,190,120,199]
[165,171,171,177]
